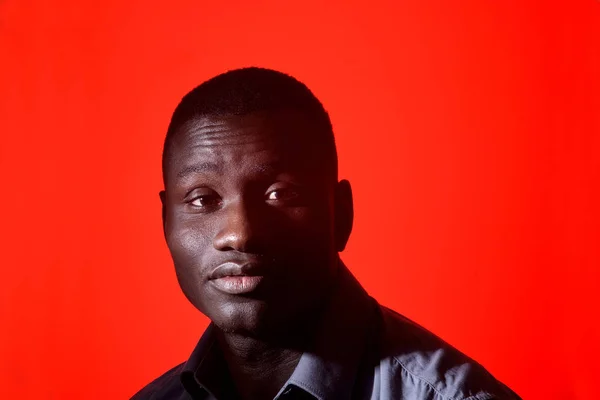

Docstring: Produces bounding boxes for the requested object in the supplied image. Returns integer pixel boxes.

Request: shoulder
[130,362,187,400]
[377,305,521,400]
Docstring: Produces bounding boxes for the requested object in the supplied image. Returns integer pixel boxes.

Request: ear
[159,190,167,238]
[334,179,354,252]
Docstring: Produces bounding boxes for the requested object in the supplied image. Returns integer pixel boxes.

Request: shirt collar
[180,262,377,400]
[276,263,376,400]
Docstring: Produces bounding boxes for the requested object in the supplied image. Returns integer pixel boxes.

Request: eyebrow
[176,162,222,178]
[176,162,281,178]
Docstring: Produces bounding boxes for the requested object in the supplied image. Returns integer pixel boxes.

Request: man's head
[160,67,353,339]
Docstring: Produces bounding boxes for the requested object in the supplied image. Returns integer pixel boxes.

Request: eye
[186,189,222,211]
[265,187,301,202]
[190,196,219,207]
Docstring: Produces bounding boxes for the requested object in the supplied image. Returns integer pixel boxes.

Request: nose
[212,199,262,253]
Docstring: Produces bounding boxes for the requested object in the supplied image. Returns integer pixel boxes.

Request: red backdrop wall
[1,1,598,399]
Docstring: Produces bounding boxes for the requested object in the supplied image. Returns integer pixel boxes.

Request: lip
[210,275,264,295]
[208,261,267,295]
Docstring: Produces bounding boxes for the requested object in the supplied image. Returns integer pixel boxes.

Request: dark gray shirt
[131,265,521,400]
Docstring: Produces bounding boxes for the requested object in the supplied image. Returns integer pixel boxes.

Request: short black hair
[162,67,337,184]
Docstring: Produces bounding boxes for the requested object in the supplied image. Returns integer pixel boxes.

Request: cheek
[166,222,216,308]
[166,221,213,275]
[273,209,336,277]
[282,207,334,246]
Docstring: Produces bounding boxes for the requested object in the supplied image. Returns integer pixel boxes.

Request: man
[132,67,521,400]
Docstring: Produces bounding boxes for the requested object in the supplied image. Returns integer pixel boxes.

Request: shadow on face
[159,110,353,340]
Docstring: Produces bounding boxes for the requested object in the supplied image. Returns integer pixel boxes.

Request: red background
[1,1,598,399]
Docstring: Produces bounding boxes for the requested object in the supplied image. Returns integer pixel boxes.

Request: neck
[215,293,333,400]
[215,329,307,400]
[215,264,343,399]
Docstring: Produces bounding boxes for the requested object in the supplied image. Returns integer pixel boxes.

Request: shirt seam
[392,356,496,400]
[392,355,456,400]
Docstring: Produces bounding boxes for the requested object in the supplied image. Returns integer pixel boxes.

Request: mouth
[208,261,267,295]
[210,275,264,295]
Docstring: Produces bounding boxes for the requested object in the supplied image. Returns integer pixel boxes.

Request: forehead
[165,111,325,181]
[175,113,287,150]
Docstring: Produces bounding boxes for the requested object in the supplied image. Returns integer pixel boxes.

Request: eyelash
[186,188,302,210]
[266,188,299,201]
[189,195,221,208]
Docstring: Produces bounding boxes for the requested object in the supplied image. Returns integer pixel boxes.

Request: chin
[209,299,271,336]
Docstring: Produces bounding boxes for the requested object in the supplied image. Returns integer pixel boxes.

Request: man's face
[161,110,345,337]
